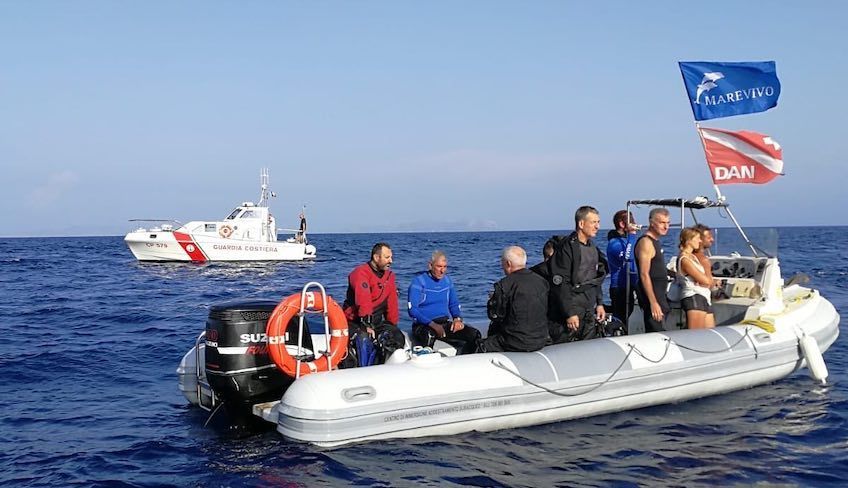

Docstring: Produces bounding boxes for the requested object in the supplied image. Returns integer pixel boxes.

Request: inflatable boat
[177,248,840,447]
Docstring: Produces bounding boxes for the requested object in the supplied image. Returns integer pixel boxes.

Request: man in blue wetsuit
[407,250,481,354]
[606,210,639,326]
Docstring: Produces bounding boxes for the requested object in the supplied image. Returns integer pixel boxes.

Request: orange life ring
[266,292,348,377]
[219,225,233,238]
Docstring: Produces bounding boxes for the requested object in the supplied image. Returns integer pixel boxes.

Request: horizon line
[1,224,844,239]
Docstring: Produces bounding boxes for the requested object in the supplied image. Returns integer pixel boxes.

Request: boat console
[660,255,771,330]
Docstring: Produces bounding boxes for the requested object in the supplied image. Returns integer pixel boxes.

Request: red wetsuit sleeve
[350,265,374,318]
[386,272,399,325]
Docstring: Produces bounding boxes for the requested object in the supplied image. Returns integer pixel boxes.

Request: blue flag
[679,61,780,121]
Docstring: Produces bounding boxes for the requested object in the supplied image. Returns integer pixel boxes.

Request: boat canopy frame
[626,197,768,258]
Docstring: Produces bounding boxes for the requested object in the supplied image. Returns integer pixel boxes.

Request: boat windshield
[712,227,778,258]
[663,227,778,258]
[226,208,241,220]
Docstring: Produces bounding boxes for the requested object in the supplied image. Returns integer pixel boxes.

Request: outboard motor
[204,299,313,428]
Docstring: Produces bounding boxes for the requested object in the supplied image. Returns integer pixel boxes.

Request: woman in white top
[677,228,716,329]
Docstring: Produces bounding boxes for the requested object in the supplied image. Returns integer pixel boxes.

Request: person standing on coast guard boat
[607,210,639,325]
[342,243,405,366]
[295,212,307,244]
[546,206,608,343]
[407,251,481,354]
[635,208,672,332]
[480,246,550,353]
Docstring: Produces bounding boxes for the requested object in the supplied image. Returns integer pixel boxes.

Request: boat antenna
[258,167,275,207]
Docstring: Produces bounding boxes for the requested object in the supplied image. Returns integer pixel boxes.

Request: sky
[1,1,846,237]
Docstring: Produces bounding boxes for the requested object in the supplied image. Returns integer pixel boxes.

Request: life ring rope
[266,291,348,378]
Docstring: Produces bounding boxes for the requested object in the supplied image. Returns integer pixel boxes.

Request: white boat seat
[713,297,758,325]
[720,278,761,299]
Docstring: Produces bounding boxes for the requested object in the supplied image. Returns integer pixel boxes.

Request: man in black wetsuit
[546,206,608,343]
[530,239,558,344]
[635,207,671,332]
[530,239,555,278]
[480,246,550,353]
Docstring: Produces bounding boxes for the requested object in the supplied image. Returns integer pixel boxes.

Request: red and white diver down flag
[698,127,783,185]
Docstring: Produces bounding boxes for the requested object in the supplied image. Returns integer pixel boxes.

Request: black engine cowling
[204,299,314,410]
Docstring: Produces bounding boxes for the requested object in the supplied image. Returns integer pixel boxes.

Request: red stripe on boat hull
[173,232,208,262]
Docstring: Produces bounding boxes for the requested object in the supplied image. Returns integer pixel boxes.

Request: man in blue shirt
[606,210,639,326]
[407,251,481,354]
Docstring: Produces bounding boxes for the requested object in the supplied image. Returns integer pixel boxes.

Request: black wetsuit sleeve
[486,281,505,336]
[596,248,609,306]
[548,243,575,319]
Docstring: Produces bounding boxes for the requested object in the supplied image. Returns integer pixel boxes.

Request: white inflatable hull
[125,231,316,262]
[178,287,839,447]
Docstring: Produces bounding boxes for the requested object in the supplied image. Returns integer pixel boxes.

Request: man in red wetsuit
[342,242,406,365]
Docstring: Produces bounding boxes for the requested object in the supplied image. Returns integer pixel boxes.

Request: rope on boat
[490,342,641,397]
[741,319,776,333]
[669,326,757,358]
[632,337,674,364]
[204,402,225,428]
[491,326,759,397]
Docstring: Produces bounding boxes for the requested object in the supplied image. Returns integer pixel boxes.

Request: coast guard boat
[125,169,316,262]
[176,196,839,447]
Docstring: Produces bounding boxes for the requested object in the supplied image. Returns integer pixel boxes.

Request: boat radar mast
[257,167,276,207]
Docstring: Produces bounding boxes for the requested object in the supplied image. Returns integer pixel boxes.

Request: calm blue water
[1,228,846,487]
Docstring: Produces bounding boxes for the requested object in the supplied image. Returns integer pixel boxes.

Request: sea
[1,227,846,487]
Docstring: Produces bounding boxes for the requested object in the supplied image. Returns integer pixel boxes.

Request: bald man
[480,246,550,353]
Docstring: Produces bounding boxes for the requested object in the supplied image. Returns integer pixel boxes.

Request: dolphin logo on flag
[698,127,784,185]
[695,72,724,104]
[680,61,780,120]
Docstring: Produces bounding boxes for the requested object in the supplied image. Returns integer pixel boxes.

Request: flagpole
[694,121,757,256]
[694,121,725,202]
[681,61,781,258]
[723,206,759,257]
